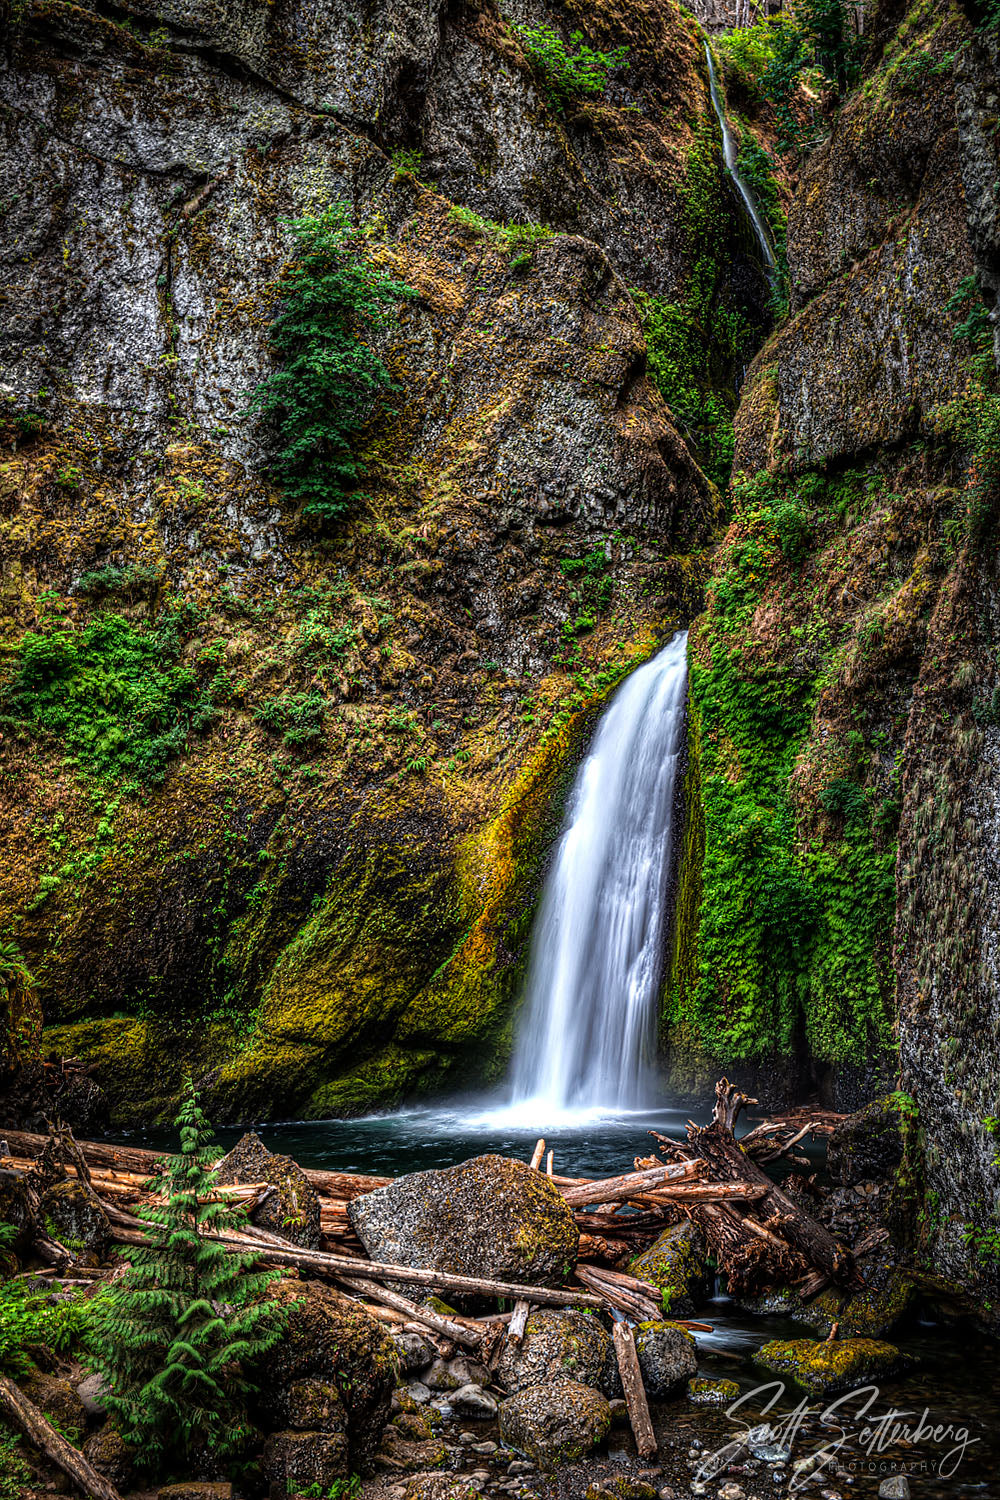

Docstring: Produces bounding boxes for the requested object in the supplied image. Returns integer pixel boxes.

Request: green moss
[754,1336,908,1394]
[629,1225,706,1315]
[687,1376,740,1404]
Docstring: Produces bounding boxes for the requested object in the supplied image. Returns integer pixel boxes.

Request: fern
[86,1084,287,1474]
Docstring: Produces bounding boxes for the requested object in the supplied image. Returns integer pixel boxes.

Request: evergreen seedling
[87,1084,286,1474]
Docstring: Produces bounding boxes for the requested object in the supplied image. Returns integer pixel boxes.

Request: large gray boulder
[498,1380,611,1469]
[633,1320,698,1398]
[497,1309,610,1394]
[348,1154,579,1300]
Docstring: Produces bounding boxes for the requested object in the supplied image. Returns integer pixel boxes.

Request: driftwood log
[650,1078,855,1295]
[612,1322,657,1459]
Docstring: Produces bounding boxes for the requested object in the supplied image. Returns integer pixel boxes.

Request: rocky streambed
[2,1097,998,1500]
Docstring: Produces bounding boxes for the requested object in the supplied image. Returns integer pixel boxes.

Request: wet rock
[687,1376,740,1405]
[394,1330,437,1372]
[586,1480,658,1500]
[393,1410,437,1440]
[82,1421,135,1490]
[262,1428,349,1495]
[349,1155,579,1300]
[633,1320,697,1398]
[38,1179,111,1261]
[628,1222,707,1316]
[0,1170,34,1249]
[745,1421,792,1462]
[22,1371,85,1437]
[448,1355,490,1386]
[878,1478,910,1499]
[451,1383,497,1419]
[609,1397,630,1425]
[497,1309,610,1394]
[498,1380,611,1469]
[216,1132,320,1248]
[754,1337,911,1395]
[263,1279,398,1465]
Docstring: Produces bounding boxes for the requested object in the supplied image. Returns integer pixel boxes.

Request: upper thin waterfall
[704,44,778,286]
[508,631,689,1115]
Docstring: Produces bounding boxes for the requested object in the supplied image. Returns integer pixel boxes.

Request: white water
[506,631,689,1120]
[704,45,779,286]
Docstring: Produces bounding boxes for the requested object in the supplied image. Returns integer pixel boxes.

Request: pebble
[458,1431,478,1445]
[718,1485,744,1500]
[508,1460,535,1474]
[878,1481,910,1500]
[472,1441,498,1454]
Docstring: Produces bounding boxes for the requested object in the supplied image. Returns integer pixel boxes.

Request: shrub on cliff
[86,1084,286,1475]
[512,23,628,113]
[248,203,415,523]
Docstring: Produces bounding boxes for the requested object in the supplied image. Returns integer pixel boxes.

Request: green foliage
[254,690,327,748]
[2,612,221,786]
[735,129,789,312]
[633,116,757,488]
[0,1425,30,1500]
[446,205,553,267]
[86,1084,286,1476]
[247,203,415,522]
[511,23,628,113]
[0,1276,91,1377]
[74,563,162,600]
[0,940,31,992]
[389,147,423,178]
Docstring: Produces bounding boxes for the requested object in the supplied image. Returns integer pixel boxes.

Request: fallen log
[560,1162,701,1208]
[574,1264,660,1321]
[0,1374,123,1500]
[508,1299,531,1345]
[107,1227,609,1309]
[612,1322,657,1459]
[336,1276,482,1349]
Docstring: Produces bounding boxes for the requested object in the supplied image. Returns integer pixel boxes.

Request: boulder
[285,1378,347,1432]
[632,1321,698,1398]
[374,1426,449,1471]
[216,1132,320,1249]
[498,1380,611,1469]
[754,1337,911,1395]
[74,1369,109,1419]
[348,1154,578,1299]
[628,1222,707,1316]
[39,1179,111,1261]
[393,1329,436,1372]
[827,1098,904,1186]
[797,1258,916,1340]
[261,1429,349,1497]
[497,1309,610,1393]
[22,1371,85,1437]
[53,1075,110,1136]
[262,1279,398,1465]
[450,1383,497,1419]
[82,1421,135,1490]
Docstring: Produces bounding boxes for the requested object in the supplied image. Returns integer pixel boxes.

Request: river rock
[497,1308,610,1393]
[216,1132,320,1249]
[402,1477,485,1500]
[498,1380,611,1468]
[74,1369,109,1418]
[754,1337,911,1395]
[157,1486,233,1500]
[797,1257,916,1340]
[38,1179,111,1261]
[628,1222,707,1316]
[394,1330,437,1372]
[451,1384,497,1419]
[687,1376,740,1405]
[348,1154,579,1300]
[634,1320,698,1397]
[262,1279,398,1465]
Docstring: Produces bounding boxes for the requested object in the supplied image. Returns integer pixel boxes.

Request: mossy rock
[349,1154,579,1302]
[797,1260,916,1339]
[374,1426,449,1471]
[628,1221,707,1315]
[687,1376,740,1404]
[216,1132,320,1248]
[585,1479,658,1500]
[754,1337,911,1394]
[633,1319,697,1398]
[261,1428,349,1493]
[38,1179,111,1261]
[498,1380,611,1469]
[497,1309,610,1393]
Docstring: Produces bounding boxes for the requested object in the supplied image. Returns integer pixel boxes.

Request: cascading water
[704,44,778,287]
[507,631,689,1117]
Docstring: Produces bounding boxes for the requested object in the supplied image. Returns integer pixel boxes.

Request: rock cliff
[0,0,760,1121]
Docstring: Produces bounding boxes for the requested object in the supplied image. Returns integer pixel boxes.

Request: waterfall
[508,632,689,1116]
[704,44,778,286]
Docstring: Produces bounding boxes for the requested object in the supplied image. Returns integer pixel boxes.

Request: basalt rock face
[664,0,1000,1308]
[0,0,754,1122]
